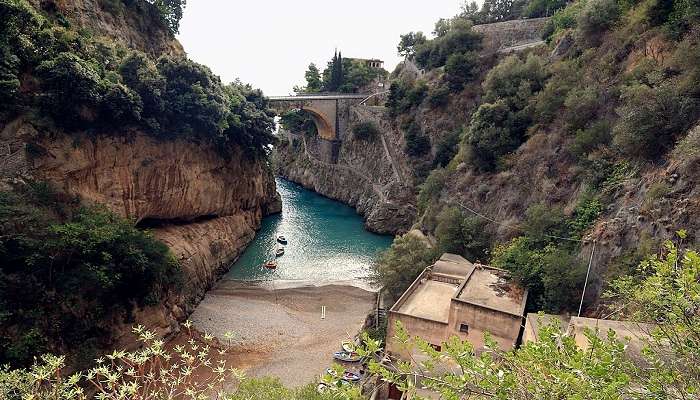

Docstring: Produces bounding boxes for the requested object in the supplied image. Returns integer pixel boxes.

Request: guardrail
[268,93,370,101]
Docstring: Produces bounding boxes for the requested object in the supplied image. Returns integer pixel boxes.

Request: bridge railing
[268,93,371,101]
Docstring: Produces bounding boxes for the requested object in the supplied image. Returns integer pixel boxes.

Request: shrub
[427,84,451,108]
[35,52,106,126]
[435,206,465,254]
[482,54,547,107]
[563,86,602,132]
[433,129,461,167]
[412,19,482,70]
[542,0,587,42]
[466,100,524,171]
[156,57,230,137]
[523,0,567,18]
[569,120,611,158]
[576,0,620,46]
[445,51,479,91]
[372,234,438,302]
[352,121,379,141]
[569,196,603,237]
[492,237,586,312]
[417,168,448,213]
[613,82,699,159]
[461,216,492,262]
[403,121,431,157]
[0,184,181,367]
[387,80,428,117]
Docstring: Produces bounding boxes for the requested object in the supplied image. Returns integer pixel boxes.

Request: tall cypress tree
[337,51,344,92]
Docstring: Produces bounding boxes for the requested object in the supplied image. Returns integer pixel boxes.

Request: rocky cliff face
[1,118,281,341]
[27,0,184,57]
[276,105,416,235]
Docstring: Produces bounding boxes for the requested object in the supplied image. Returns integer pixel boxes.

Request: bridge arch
[297,106,334,140]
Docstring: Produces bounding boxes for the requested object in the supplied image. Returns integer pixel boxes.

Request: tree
[435,207,465,254]
[523,0,567,18]
[613,82,699,159]
[445,51,479,91]
[480,0,528,23]
[372,234,438,301]
[145,0,186,34]
[459,1,483,22]
[359,237,700,398]
[397,32,427,58]
[304,63,322,92]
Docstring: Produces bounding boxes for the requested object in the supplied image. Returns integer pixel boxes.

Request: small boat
[264,260,277,270]
[275,247,285,257]
[341,340,358,353]
[327,369,360,382]
[342,371,361,382]
[316,383,329,394]
[333,351,361,362]
[277,235,288,244]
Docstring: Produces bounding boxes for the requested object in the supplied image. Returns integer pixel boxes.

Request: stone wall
[473,17,550,51]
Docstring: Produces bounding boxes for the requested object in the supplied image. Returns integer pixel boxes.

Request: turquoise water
[225,179,393,281]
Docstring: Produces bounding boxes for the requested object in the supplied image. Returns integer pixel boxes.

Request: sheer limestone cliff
[1,118,281,341]
[276,105,416,235]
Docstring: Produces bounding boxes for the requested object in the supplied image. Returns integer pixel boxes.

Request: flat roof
[457,267,526,316]
[432,254,474,279]
[397,280,458,323]
[525,313,571,341]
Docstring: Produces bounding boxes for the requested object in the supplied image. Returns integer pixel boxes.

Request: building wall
[386,312,449,358]
[472,17,550,51]
[447,300,523,351]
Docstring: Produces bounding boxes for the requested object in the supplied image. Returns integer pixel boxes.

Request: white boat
[277,235,288,244]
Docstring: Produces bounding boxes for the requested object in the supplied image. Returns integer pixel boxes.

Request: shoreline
[189,278,377,387]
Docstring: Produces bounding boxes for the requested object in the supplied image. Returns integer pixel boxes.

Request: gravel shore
[189,279,376,387]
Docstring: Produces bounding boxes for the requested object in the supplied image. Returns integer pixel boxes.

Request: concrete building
[524,313,654,361]
[350,58,384,69]
[386,254,528,359]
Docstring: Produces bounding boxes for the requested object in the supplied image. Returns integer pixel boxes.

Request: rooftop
[457,266,527,316]
[431,254,474,279]
[396,279,458,323]
[524,313,571,342]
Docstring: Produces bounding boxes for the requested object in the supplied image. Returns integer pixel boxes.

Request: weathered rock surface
[1,118,281,341]
[27,0,184,57]
[276,105,416,235]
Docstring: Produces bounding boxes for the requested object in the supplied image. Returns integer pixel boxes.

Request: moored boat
[333,351,361,362]
[264,260,277,270]
[341,340,357,353]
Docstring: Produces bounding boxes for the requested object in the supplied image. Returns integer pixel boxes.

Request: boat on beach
[277,235,288,244]
[341,340,358,353]
[326,368,361,382]
[264,260,277,270]
[275,247,285,257]
[333,351,361,362]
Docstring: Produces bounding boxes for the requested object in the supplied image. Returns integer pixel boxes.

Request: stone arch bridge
[268,93,370,141]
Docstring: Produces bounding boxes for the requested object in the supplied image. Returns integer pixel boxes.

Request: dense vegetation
[0,0,276,157]
[364,235,700,399]
[0,183,181,367]
[375,0,700,315]
[296,51,388,94]
[2,236,698,398]
[0,0,276,371]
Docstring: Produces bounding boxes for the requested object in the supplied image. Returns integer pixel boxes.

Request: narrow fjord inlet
[226,179,393,282]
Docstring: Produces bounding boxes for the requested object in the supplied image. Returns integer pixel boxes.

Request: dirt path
[188,280,376,387]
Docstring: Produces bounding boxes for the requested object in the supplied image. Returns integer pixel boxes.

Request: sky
[177,0,468,95]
